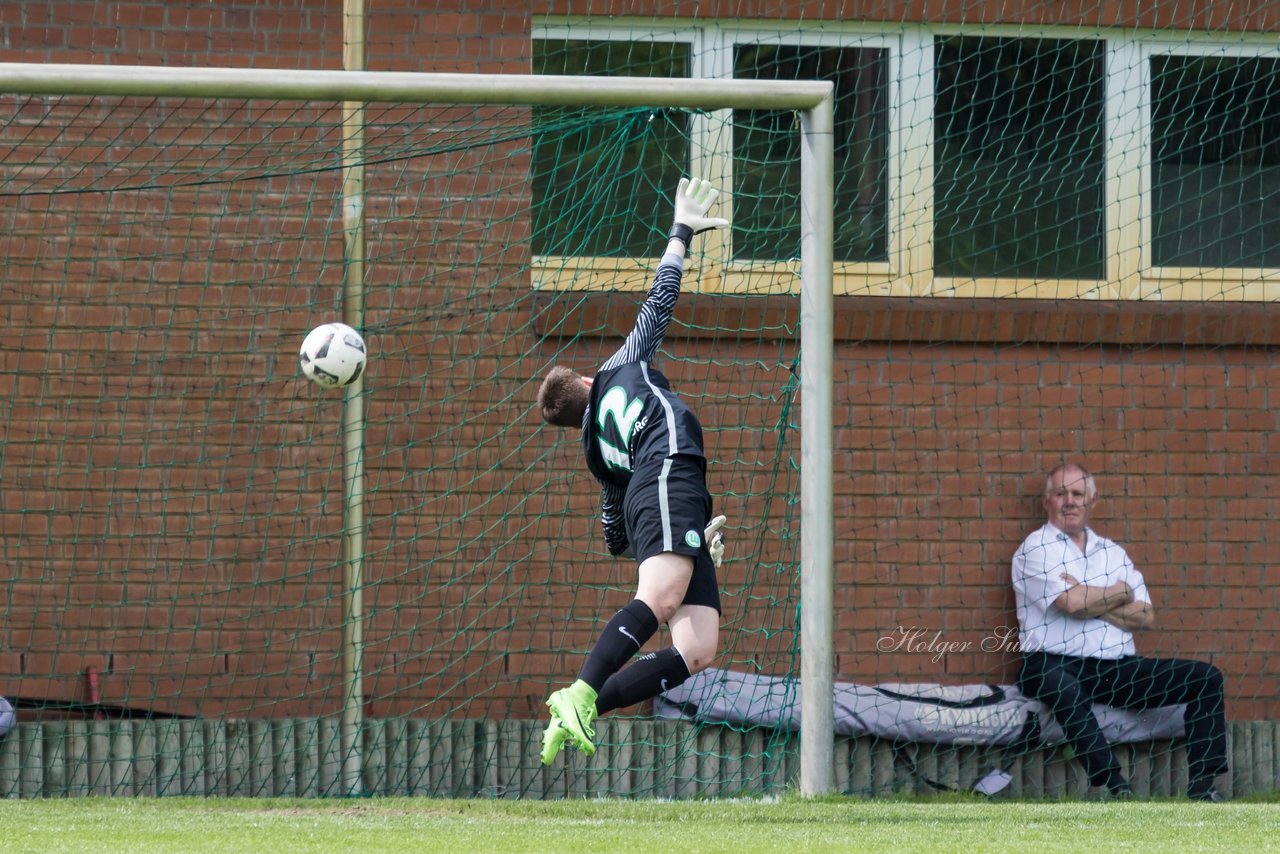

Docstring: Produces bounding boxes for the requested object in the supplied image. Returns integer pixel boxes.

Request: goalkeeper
[535,177,729,764]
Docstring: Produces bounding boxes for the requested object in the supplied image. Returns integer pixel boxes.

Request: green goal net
[0,76,811,797]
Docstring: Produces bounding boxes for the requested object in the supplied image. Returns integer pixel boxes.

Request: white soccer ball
[299,322,367,388]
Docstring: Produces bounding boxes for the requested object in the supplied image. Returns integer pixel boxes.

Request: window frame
[531,21,901,295]
[529,26,700,292]
[1136,40,1280,300]
[534,21,1280,301]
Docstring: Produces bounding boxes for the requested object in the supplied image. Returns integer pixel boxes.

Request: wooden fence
[0,718,1274,799]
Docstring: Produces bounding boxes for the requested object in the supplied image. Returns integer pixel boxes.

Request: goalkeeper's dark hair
[538,365,589,427]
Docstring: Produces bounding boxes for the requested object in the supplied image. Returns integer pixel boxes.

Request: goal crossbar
[0,62,830,110]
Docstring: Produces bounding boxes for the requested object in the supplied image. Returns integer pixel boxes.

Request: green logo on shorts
[685,530,702,548]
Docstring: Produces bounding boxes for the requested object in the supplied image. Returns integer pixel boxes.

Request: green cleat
[540,715,573,766]
[546,680,598,757]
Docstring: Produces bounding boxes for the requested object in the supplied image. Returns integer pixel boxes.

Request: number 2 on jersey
[596,386,642,472]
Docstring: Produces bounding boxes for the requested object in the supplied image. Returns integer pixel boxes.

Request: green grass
[7,796,1280,854]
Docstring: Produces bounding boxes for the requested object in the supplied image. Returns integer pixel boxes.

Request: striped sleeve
[600,482,629,556]
[600,252,684,371]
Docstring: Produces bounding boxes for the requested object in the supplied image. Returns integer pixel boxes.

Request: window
[1150,54,1280,269]
[532,24,1275,299]
[531,39,691,258]
[933,37,1106,280]
[733,44,889,263]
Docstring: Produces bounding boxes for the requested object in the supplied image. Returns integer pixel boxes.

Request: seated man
[1012,461,1228,800]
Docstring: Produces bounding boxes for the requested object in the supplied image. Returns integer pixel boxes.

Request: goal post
[0,63,835,796]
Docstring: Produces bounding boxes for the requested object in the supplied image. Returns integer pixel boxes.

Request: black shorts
[622,454,721,613]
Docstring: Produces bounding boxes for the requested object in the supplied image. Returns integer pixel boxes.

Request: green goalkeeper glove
[670,177,729,245]
[704,514,727,569]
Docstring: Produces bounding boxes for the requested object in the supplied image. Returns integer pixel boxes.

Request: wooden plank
[845,736,869,796]
[63,722,89,796]
[536,718,569,799]
[1005,750,1024,798]
[224,720,249,797]
[869,738,894,795]
[316,717,341,797]
[1112,743,1134,796]
[358,719,384,796]
[18,725,42,798]
[15,726,39,798]
[424,720,450,797]
[1170,741,1189,798]
[477,719,499,797]
[605,718,632,797]
[1220,726,1235,799]
[494,717,525,799]
[563,734,593,799]
[526,719,550,799]
[271,720,296,797]
[450,720,477,797]
[155,720,180,797]
[1149,740,1171,797]
[921,747,952,793]
[1271,721,1280,794]
[0,724,20,798]
[893,742,916,794]
[1131,743,1152,797]
[292,718,319,797]
[179,719,205,796]
[832,736,850,794]
[674,728,700,799]
[404,718,431,796]
[628,719,655,797]
[1047,747,1069,798]
[132,721,156,796]
[439,719,460,797]
[1254,721,1274,795]
[650,721,677,798]
[384,717,409,796]
[108,722,133,796]
[758,729,787,797]
[696,726,722,797]
[786,732,803,795]
[593,717,618,796]
[204,720,228,797]
[86,721,111,796]
[581,718,609,797]
[1020,747,1044,799]
[1230,721,1252,797]
[248,720,271,797]
[1064,750,1088,798]
[744,728,770,796]
[42,723,67,797]
[955,745,978,794]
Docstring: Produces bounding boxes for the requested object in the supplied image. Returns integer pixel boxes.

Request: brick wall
[832,339,1280,720]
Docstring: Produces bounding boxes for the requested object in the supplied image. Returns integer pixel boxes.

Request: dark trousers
[1017,651,1228,787]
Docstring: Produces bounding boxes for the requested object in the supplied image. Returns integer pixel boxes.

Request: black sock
[578,600,659,692]
[596,647,693,715]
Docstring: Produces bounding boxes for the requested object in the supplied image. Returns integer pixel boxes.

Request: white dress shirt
[1012,522,1151,659]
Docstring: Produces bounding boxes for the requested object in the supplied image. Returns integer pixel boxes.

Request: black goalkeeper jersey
[579,251,707,555]
[581,361,705,490]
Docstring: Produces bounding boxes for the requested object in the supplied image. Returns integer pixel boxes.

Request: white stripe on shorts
[641,362,680,456]
[658,457,674,552]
